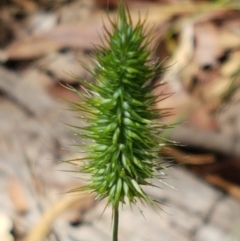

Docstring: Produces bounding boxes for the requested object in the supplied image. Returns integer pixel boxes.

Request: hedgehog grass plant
[67,1,171,240]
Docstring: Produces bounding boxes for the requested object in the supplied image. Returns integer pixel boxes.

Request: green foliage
[68,0,169,214]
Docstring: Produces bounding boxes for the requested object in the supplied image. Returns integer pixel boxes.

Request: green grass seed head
[69,0,170,211]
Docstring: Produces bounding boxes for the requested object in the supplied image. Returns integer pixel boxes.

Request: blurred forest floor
[1,0,240,241]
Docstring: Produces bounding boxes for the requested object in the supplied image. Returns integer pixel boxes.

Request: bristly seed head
[68,1,169,210]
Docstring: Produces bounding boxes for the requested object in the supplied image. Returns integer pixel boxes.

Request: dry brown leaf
[4,37,62,60]
[23,195,91,241]
[8,179,29,214]
[2,3,184,60]
[3,11,106,60]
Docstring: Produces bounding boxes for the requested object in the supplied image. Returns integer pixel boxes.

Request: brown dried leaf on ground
[8,178,29,214]
[2,11,105,60]
[3,37,63,60]
[23,195,94,241]
[2,2,186,61]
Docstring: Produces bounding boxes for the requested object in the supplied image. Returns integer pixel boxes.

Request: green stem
[112,205,119,241]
